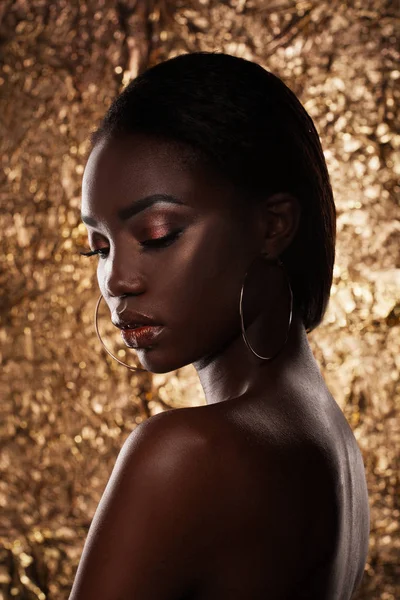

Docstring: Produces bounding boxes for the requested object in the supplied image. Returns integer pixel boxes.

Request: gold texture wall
[1,0,399,598]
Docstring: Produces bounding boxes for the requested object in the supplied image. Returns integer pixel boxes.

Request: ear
[253,192,301,257]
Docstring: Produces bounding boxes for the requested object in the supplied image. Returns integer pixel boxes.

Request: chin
[135,347,191,374]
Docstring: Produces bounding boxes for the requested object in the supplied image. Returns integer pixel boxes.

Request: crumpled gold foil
[1,1,399,598]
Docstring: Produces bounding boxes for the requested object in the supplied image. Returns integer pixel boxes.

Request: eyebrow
[81,193,186,227]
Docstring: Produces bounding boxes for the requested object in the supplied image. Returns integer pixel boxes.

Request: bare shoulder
[122,405,227,502]
[68,407,218,599]
[120,406,217,497]
[137,398,336,525]
[155,402,335,593]
[126,406,211,454]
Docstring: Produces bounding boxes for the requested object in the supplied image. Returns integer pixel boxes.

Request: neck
[193,307,316,406]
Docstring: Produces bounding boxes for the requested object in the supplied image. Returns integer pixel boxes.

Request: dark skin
[81,132,312,393]
[70,133,370,599]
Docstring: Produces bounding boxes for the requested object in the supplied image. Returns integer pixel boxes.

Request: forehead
[81,133,240,217]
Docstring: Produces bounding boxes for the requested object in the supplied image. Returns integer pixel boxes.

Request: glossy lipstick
[120,325,164,348]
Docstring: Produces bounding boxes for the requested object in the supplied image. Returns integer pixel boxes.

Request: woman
[70,52,370,599]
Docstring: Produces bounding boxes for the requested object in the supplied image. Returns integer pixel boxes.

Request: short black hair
[90,51,336,334]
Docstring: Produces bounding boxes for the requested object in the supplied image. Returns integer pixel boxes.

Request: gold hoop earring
[239,252,293,361]
[94,293,148,372]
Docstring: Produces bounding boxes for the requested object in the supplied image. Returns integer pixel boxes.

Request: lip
[112,312,159,330]
[120,325,164,348]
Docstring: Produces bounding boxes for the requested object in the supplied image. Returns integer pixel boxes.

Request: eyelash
[79,229,183,259]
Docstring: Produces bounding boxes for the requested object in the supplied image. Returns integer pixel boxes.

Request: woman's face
[81,133,258,373]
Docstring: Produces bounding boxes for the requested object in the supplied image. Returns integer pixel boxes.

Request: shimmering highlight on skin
[1,2,397,599]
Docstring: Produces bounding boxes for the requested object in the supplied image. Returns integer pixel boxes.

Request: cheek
[96,261,111,297]
[162,226,245,327]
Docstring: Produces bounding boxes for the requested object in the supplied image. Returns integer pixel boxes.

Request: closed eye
[79,229,184,259]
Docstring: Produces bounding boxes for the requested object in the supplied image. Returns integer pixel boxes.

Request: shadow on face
[81,133,258,373]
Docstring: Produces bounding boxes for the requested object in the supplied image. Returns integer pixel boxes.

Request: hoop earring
[94,293,148,372]
[239,252,293,361]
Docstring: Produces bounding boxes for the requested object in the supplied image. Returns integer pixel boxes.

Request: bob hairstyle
[89,51,336,334]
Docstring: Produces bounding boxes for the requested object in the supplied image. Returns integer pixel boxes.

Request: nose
[102,252,146,299]
[104,277,145,300]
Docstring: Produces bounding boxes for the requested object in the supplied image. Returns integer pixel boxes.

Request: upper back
[177,383,370,599]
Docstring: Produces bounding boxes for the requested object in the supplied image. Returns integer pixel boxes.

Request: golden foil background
[1,0,399,598]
